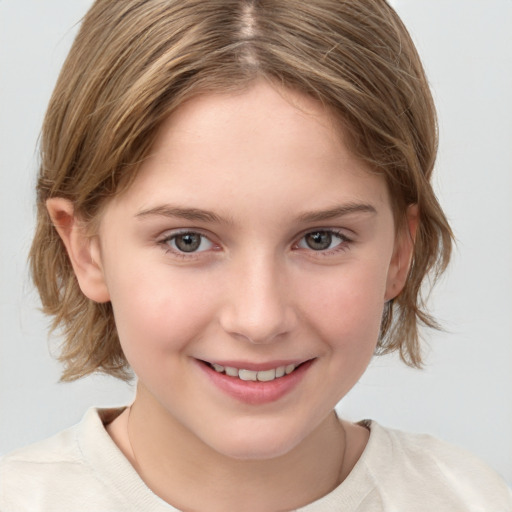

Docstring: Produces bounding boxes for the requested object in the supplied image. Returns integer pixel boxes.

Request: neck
[118,386,347,512]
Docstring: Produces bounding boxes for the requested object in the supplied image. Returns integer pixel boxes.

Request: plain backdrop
[1,0,511,486]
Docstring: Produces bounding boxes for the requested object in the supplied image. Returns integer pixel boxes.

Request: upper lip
[198,358,313,371]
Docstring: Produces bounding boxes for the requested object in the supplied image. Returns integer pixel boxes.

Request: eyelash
[294,229,352,256]
[157,228,352,258]
[158,230,217,259]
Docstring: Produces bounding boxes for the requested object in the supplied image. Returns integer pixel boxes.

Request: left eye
[297,230,345,251]
[165,232,214,253]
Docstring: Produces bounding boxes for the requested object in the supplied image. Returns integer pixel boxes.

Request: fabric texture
[1,408,511,511]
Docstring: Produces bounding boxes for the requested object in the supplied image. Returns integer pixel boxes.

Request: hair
[30,0,452,381]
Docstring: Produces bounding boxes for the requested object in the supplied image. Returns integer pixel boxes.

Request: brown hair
[31,0,452,381]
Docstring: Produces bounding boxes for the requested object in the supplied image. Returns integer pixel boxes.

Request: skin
[48,80,416,511]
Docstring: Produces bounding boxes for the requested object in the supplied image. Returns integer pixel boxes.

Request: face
[75,81,411,459]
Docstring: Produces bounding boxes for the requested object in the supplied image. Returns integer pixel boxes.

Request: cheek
[105,262,218,364]
[300,259,389,351]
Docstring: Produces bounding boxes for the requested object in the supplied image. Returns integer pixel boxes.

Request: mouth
[203,361,306,382]
[197,358,314,405]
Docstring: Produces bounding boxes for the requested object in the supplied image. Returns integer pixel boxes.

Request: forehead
[103,81,391,223]
[152,81,344,167]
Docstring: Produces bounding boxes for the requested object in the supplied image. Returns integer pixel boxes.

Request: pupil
[306,231,332,250]
[176,233,201,252]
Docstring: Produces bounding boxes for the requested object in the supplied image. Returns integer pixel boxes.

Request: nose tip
[222,306,296,345]
[218,264,297,344]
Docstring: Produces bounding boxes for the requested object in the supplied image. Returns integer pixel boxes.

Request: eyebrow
[136,205,231,224]
[135,202,377,224]
[297,203,377,222]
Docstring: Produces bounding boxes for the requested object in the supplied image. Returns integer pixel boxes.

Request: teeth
[209,363,298,381]
[239,369,258,381]
[285,364,295,375]
[225,366,239,377]
[257,369,276,382]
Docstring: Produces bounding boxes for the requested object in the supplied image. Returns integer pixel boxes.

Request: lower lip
[197,360,313,405]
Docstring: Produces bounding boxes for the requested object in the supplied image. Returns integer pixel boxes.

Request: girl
[1,1,511,510]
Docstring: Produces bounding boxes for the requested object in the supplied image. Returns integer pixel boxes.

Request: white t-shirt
[1,408,511,511]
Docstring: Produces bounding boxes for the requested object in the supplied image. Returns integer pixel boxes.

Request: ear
[46,198,110,303]
[384,204,419,301]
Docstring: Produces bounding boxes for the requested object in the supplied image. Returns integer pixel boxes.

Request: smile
[208,362,298,382]
[198,359,314,404]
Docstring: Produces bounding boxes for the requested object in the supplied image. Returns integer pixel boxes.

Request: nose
[218,251,297,344]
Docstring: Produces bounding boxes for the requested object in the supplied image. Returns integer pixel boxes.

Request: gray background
[1,0,511,485]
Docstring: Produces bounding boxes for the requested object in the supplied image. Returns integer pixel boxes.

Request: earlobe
[46,198,110,303]
[384,204,419,301]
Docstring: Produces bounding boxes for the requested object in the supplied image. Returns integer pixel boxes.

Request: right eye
[161,232,215,254]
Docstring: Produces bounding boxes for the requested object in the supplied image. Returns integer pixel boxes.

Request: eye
[297,230,347,251]
[163,232,214,253]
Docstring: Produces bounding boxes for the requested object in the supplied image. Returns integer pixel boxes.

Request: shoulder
[370,421,503,478]
[361,421,512,510]
[0,418,83,485]
[0,408,128,511]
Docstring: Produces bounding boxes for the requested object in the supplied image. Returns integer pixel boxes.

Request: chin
[203,420,310,461]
